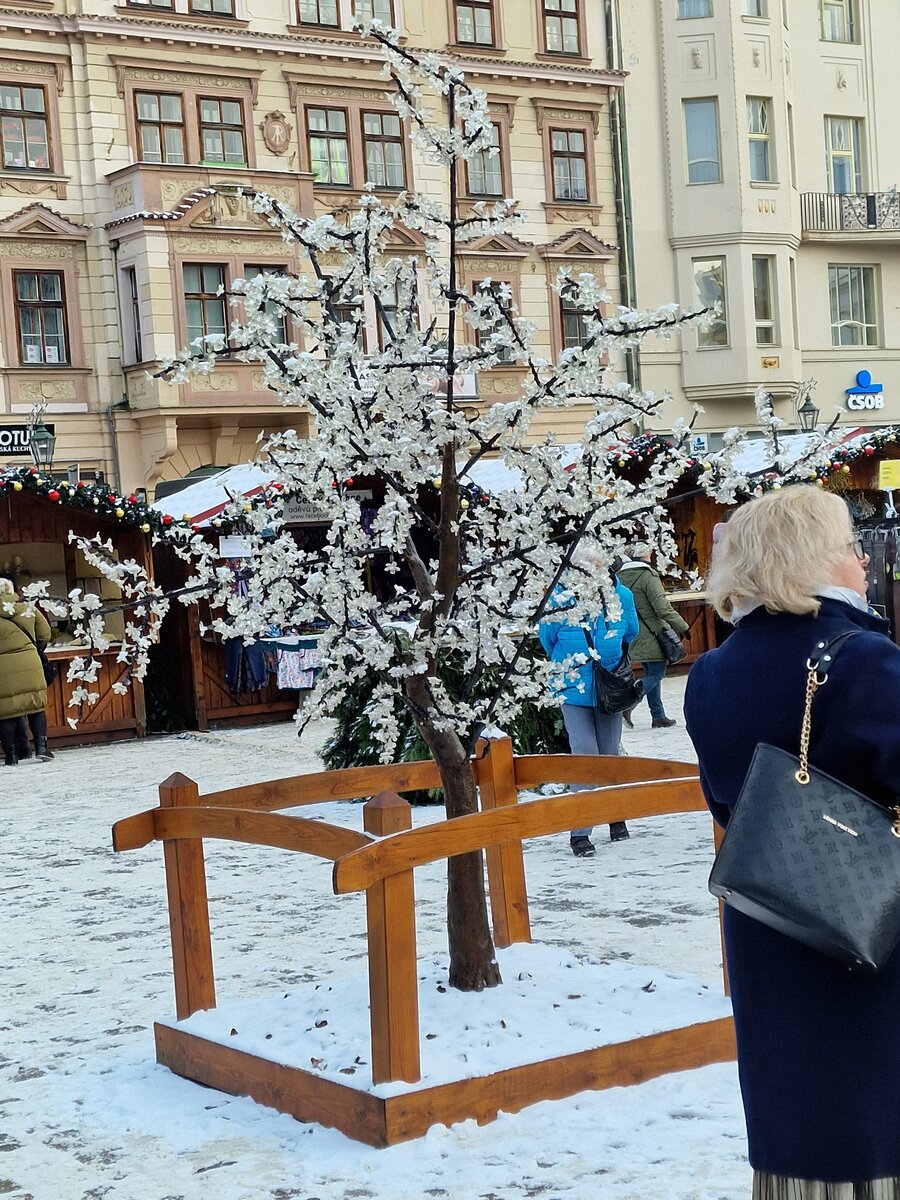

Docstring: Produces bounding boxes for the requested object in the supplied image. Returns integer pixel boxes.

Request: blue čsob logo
[846,369,884,410]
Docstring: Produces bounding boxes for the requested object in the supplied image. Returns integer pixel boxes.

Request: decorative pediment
[382,224,426,253]
[538,229,616,260]
[0,204,90,240]
[458,231,532,258]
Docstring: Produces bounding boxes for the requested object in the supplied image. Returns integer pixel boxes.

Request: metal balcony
[801,191,900,234]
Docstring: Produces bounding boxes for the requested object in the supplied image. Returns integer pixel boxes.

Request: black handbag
[585,628,644,716]
[709,630,900,972]
[656,626,687,665]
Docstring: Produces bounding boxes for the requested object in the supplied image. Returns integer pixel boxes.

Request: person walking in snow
[685,485,900,1196]
[617,544,688,729]
[538,542,639,857]
[0,576,53,766]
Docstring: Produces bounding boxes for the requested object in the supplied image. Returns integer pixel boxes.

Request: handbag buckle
[892,806,900,839]
[795,768,810,785]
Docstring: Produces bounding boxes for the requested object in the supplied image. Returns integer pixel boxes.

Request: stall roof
[151,463,273,526]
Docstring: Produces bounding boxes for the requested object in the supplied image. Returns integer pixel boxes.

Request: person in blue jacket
[538,542,639,857]
[685,484,900,1195]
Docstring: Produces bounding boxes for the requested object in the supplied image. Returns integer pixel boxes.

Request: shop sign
[878,461,900,490]
[218,536,253,558]
[283,491,373,525]
[0,423,55,457]
[846,369,884,411]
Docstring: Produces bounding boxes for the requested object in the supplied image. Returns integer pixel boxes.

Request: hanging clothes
[223,638,269,693]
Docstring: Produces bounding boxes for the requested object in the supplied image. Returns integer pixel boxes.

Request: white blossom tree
[30,25,846,992]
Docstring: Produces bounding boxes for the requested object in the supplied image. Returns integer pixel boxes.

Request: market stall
[0,470,158,747]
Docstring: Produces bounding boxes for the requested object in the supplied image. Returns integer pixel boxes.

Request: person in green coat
[0,576,53,765]
[617,546,689,729]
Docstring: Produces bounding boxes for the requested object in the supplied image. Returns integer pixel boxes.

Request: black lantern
[29,420,56,471]
[797,395,820,434]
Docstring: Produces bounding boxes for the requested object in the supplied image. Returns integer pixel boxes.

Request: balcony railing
[801,191,900,233]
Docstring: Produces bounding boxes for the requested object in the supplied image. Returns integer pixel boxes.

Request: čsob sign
[846,370,884,411]
[0,424,55,457]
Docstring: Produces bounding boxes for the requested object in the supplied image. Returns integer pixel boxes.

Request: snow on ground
[1,675,752,1200]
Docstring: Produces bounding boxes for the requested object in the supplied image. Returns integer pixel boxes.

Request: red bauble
[162,514,174,526]
[77,481,86,489]
[47,489,60,501]
[865,446,875,456]
[107,495,116,504]
[127,495,137,505]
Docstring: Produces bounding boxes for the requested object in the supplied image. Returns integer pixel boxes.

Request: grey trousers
[561,703,623,839]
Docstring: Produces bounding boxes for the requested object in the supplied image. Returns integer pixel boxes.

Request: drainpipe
[605,0,643,429]
[107,238,126,493]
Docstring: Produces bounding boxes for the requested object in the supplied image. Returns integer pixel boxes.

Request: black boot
[0,719,19,766]
[3,748,17,767]
[34,739,54,762]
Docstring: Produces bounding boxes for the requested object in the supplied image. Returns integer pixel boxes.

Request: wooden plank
[186,605,209,732]
[513,754,699,790]
[112,809,158,851]
[476,738,531,949]
[154,807,372,862]
[201,759,443,811]
[334,777,704,894]
[383,1017,736,1145]
[364,794,420,1084]
[153,1016,735,1149]
[159,773,216,1020]
[154,1023,389,1148]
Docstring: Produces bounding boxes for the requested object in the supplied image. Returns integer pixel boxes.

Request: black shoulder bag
[709,630,900,972]
[584,623,644,717]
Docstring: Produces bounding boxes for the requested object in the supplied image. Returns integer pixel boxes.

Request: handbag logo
[823,813,859,837]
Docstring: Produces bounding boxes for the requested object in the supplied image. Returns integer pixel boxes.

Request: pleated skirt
[753,1173,900,1199]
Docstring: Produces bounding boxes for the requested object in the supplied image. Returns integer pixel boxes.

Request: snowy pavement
[2,673,753,1199]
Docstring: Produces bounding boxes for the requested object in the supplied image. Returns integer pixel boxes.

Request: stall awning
[151,464,274,527]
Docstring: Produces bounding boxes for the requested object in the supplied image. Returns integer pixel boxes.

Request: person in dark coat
[684,485,900,1196]
[618,545,688,728]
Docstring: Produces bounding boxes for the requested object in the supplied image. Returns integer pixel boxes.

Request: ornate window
[693,257,728,348]
[466,122,503,197]
[14,270,68,365]
[474,280,514,362]
[244,264,288,345]
[829,264,878,347]
[298,0,339,26]
[135,91,185,164]
[307,107,350,186]
[0,84,50,172]
[183,264,227,346]
[559,290,591,350]
[825,115,862,194]
[454,0,495,45]
[362,110,405,188]
[198,97,246,165]
[747,97,772,182]
[550,128,588,201]
[542,0,582,55]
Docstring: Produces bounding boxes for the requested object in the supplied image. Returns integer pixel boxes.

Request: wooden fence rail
[112,738,732,1142]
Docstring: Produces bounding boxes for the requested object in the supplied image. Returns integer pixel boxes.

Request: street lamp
[797,395,820,434]
[29,420,56,471]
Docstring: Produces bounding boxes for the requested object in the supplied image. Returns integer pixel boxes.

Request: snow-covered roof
[457,445,581,494]
[722,433,816,475]
[151,464,274,526]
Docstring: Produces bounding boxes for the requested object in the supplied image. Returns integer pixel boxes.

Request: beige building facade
[0,0,625,495]
[619,0,900,447]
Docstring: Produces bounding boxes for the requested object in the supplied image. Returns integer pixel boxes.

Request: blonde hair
[709,486,854,619]
[0,577,14,596]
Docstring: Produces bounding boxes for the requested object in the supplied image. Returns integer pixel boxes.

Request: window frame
[683,97,722,185]
[825,115,863,194]
[197,95,247,167]
[747,96,773,183]
[183,262,228,347]
[820,0,856,43]
[189,0,237,14]
[452,0,498,48]
[125,265,144,364]
[558,289,593,351]
[692,256,728,349]
[13,268,69,367]
[464,119,506,199]
[536,0,587,60]
[306,105,352,188]
[361,109,406,190]
[243,263,290,346]
[751,254,777,347]
[134,89,186,165]
[828,263,879,348]
[296,0,340,27]
[0,81,52,174]
[549,126,589,203]
[742,0,766,14]
[677,0,712,17]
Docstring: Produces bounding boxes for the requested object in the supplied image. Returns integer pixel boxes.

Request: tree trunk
[406,677,501,991]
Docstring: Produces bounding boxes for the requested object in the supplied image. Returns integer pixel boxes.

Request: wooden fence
[112,738,733,1145]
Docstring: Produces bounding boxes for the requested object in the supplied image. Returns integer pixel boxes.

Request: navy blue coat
[685,598,900,1183]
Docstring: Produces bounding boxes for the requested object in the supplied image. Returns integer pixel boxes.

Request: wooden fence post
[363,792,420,1085]
[159,772,216,1020]
[477,737,531,949]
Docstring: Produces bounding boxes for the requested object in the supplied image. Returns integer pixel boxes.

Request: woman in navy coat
[685,485,900,1197]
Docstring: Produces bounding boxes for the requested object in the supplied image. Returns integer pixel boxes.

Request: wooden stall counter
[44,644,146,748]
[667,590,716,666]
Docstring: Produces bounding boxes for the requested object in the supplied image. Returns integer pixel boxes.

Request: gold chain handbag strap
[794,630,900,837]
